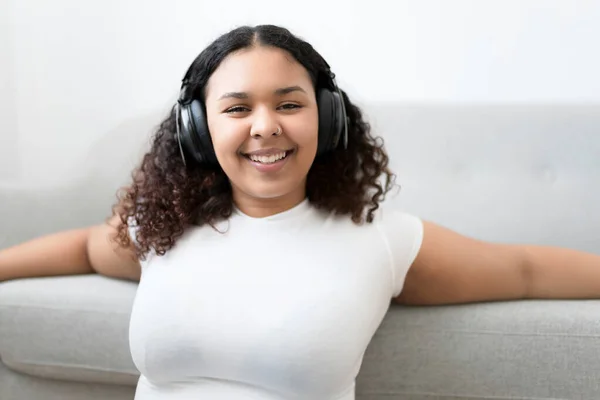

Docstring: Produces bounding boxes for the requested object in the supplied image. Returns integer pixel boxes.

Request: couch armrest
[0,274,139,385]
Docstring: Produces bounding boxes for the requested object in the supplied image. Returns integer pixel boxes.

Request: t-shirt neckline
[233,198,311,222]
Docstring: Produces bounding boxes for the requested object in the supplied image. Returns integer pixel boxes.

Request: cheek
[208,121,246,157]
[290,113,319,151]
[298,127,319,150]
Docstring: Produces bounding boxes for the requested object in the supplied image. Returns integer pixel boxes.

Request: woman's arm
[395,220,600,305]
[0,215,140,282]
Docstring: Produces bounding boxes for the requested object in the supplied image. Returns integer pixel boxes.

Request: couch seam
[3,358,138,375]
[0,304,131,314]
[357,390,569,400]
[377,327,600,338]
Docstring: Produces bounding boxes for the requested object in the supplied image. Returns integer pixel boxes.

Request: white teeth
[248,151,287,164]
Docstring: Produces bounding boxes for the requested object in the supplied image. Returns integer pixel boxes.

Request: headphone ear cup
[179,99,218,165]
[316,87,344,155]
[189,100,218,164]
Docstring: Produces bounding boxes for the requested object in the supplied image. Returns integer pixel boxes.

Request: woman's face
[204,45,319,214]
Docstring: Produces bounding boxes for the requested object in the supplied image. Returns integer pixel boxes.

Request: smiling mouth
[241,149,295,164]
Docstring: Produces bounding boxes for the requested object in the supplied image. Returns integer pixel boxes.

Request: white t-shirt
[128,198,423,400]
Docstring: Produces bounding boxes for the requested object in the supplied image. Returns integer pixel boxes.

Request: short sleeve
[376,208,424,298]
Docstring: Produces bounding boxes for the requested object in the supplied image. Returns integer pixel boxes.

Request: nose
[249,107,282,138]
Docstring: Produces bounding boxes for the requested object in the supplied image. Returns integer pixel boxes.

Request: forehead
[205,46,314,100]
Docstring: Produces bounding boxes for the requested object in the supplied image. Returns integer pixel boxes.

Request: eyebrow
[275,86,307,96]
[218,85,307,100]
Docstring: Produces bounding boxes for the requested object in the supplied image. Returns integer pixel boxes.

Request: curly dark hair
[111,24,397,261]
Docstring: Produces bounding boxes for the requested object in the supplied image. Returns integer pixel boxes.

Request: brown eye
[225,106,250,114]
[278,103,302,110]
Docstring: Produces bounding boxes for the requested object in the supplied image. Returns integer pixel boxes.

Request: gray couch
[2,104,600,400]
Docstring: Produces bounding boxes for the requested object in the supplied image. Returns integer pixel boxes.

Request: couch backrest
[370,103,600,253]
[2,103,599,253]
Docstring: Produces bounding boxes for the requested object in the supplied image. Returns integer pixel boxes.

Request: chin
[231,175,307,201]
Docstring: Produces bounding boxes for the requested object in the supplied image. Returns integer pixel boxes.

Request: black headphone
[175,65,348,166]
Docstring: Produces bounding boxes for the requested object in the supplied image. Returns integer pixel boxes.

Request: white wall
[0,0,18,181]
[1,0,600,185]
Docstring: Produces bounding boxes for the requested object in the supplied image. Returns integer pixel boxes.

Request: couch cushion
[0,360,135,400]
[0,274,139,385]
[358,300,600,399]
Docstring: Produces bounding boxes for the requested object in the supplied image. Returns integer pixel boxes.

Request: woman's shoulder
[310,202,422,241]
[371,204,423,239]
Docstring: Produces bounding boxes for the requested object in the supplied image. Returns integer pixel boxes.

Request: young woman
[1,24,599,400]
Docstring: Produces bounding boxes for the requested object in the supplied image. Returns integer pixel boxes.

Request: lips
[241,147,295,164]
[246,150,291,164]
[243,147,294,156]
[240,147,295,173]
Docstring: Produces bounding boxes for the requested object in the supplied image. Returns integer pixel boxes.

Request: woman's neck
[232,186,307,218]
